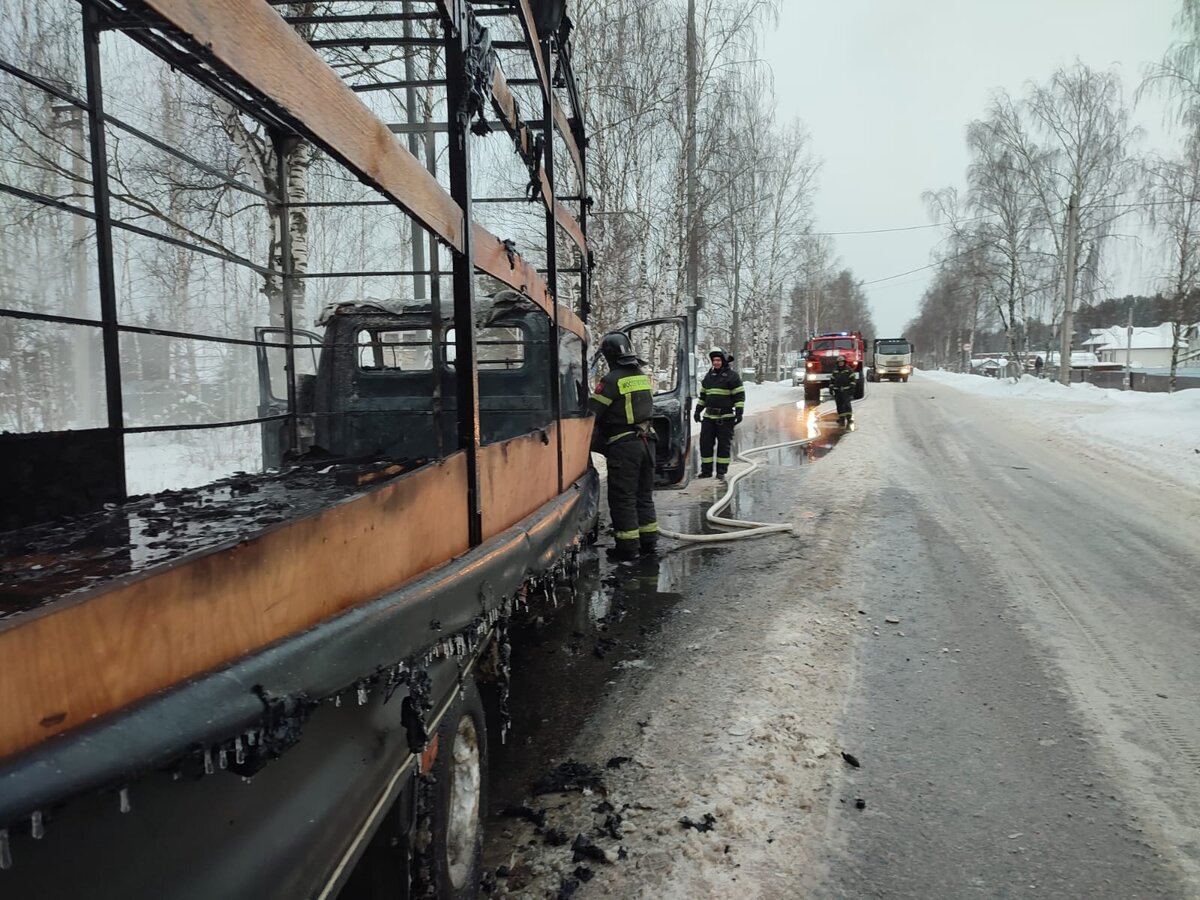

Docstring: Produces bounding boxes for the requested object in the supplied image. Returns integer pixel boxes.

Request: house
[1081,323,1187,367]
[1184,322,1200,365]
[970,357,1007,377]
[1042,350,1101,368]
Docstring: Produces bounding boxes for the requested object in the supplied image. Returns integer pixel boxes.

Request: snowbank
[918,369,1200,489]
[689,379,802,436]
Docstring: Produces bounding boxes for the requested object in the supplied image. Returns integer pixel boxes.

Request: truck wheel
[418,681,487,900]
[853,373,865,400]
[901,375,909,383]
[804,384,820,405]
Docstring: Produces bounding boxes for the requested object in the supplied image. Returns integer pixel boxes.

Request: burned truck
[0,2,691,898]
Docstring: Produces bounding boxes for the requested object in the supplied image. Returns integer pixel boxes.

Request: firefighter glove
[693,406,703,423]
[734,410,743,425]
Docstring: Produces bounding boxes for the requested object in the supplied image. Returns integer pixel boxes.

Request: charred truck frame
[0,1,692,897]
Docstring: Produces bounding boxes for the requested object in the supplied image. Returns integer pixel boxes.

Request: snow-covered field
[916,369,1200,491]
[124,426,261,496]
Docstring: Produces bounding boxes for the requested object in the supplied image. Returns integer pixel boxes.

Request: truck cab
[869,337,914,382]
[256,293,579,468]
[799,331,867,405]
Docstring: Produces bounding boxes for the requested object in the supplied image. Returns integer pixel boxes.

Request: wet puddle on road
[486,540,724,816]
[483,401,853,850]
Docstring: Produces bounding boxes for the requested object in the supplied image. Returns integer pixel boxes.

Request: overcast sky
[762,0,1183,336]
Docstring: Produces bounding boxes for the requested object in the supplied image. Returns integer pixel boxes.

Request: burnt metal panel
[0,430,124,530]
[0,470,598,833]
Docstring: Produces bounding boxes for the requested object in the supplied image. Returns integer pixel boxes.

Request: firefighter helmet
[599,332,637,366]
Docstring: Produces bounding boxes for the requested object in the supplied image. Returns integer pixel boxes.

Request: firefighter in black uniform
[829,355,855,425]
[693,347,744,479]
[590,332,658,561]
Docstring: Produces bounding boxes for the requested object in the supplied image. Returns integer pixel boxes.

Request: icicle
[334,694,342,708]
[119,786,131,814]
[0,828,11,870]
[357,684,368,706]
[218,749,228,770]
[30,810,44,840]
[246,729,257,747]
[203,749,214,776]
[235,736,245,765]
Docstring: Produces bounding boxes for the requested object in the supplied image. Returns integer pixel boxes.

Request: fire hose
[659,400,859,544]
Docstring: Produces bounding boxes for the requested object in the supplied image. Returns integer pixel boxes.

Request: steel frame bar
[125,413,289,434]
[275,134,301,457]
[540,35,562,493]
[445,3,482,547]
[82,2,127,497]
[104,112,274,201]
[0,182,95,217]
[0,59,88,109]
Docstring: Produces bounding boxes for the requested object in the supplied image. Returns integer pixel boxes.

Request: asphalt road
[481,380,1200,899]
[816,381,1199,899]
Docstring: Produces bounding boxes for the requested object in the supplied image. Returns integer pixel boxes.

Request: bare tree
[1145,133,1200,389]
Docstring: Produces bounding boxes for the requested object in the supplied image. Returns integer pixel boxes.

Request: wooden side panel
[560,416,594,486]
[0,456,470,761]
[479,427,561,540]
[515,0,552,99]
[555,200,586,255]
[472,222,553,308]
[557,305,587,342]
[471,224,583,341]
[139,0,463,251]
[490,67,533,158]
[552,98,584,183]
[490,67,587,259]
[509,0,585,181]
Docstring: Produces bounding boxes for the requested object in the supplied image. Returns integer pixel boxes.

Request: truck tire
[417,681,488,900]
[804,384,820,405]
[853,372,865,400]
[901,375,909,383]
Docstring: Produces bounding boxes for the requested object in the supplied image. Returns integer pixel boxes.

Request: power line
[859,241,992,287]
[859,260,944,286]
[809,214,995,237]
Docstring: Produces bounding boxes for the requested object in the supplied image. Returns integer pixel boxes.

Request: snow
[916,369,1200,490]
[1082,323,1185,352]
[690,379,802,436]
[124,427,262,495]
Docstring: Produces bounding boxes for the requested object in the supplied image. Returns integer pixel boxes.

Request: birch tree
[1145,134,1200,389]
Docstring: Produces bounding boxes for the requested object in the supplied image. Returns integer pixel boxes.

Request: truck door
[254,326,322,467]
[618,316,694,487]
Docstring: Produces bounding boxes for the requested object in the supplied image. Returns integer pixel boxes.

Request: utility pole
[1059,191,1079,386]
[685,0,698,314]
[1124,302,1133,390]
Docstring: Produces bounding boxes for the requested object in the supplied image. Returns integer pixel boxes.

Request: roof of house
[1081,323,1186,352]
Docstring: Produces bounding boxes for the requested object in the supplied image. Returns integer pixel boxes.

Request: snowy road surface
[479,378,1200,899]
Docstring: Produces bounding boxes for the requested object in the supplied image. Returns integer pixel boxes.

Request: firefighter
[590,332,658,560]
[829,355,856,425]
[693,347,744,479]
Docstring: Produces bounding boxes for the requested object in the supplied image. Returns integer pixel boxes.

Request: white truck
[869,337,914,382]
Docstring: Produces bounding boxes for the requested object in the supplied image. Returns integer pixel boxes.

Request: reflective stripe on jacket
[829,367,855,391]
[696,367,745,419]
[589,363,655,445]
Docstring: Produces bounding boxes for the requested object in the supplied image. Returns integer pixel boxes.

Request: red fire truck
[798,331,867,405]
